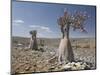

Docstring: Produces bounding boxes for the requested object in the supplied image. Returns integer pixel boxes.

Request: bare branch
[57,9,89,33]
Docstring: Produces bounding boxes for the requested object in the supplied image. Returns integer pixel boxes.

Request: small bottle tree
[57,9,89,63]
[29,30,38,50]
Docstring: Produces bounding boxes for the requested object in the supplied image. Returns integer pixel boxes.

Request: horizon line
[12,36,96,39]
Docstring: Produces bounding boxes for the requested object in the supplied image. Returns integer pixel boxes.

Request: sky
[12,0,96,38]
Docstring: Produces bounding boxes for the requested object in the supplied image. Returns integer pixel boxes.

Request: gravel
[11,45,96,74]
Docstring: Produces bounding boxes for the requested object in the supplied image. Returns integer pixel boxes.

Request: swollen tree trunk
[58,25,74,64]
[32,36,38,50]
[66,38,74,62]
[29,30,38,50]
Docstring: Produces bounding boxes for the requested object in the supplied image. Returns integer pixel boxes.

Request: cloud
[29,25,54,38]
[29,25,40,28]
[12,19,24,26]
[29,25,52,33]
[13,20,24,23]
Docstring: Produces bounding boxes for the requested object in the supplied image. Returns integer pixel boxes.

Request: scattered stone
[39,47,44,52]
[12,43,95,73]
[61,62,91,71]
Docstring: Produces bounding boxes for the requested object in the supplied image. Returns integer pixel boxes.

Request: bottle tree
[57,9,89,64]
[29,30,38,50]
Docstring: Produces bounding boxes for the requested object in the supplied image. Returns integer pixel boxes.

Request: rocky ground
[11,37,96,74]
